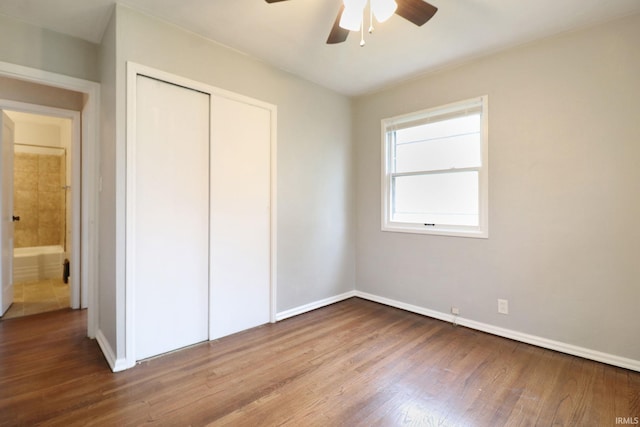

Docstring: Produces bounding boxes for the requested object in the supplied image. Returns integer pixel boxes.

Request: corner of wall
[95,328,132,373]
[276,291,357,321]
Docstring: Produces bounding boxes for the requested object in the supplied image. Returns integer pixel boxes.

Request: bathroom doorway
[1,107,81,319]
[0,62,99,339]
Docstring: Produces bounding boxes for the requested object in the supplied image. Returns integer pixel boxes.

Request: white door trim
[0,61,100,338]
[125,62,277,370]
[0,111,15,316]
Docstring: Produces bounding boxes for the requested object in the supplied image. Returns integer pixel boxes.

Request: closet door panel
[210,95,271,339]
[133,75,210,360]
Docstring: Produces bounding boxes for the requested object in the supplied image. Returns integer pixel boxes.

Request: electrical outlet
[451,307,460,315]
[498,299,509,315]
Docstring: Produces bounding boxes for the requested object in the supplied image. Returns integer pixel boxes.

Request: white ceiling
[2,0,640,95]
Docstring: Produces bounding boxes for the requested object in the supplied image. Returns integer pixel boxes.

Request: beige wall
[353,13,640,362]
[97,8,119,357]
[0,14,99,82]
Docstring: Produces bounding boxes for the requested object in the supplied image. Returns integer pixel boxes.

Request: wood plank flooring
[0,298,638,426]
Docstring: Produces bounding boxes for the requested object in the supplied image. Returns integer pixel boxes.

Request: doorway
[0,61,100,338]
[1,110,78,319]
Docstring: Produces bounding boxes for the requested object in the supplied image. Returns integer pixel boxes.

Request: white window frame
[381,95,489,238]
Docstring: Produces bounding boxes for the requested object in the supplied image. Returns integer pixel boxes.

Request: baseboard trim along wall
[274,290,639,372]
[101,290,638,373]
[275,291,357,321]
[355,291,640,373]
[96,329,130,373]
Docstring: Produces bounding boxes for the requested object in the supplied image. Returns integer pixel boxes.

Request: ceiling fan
[265,0,438,45]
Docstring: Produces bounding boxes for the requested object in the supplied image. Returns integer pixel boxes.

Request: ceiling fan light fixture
[266,0,438,46]
[371,0,397,23]
[342,0,367,9]
[340,0,366,31]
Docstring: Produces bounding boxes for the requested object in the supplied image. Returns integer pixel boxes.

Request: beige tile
[5,278,70,319]
[12,285,24,303]
[14,229,27,248]
[39,227,62,246]
[28,230,39,244]
[15,212,39,230]
[14,170,38,191]
[24,301,61,316]
[14,152,69,252]
[14,188,39,246]
[14,153,38,173]
[38,172,61,192]
[23,284,56,300]
[39,191,62,210]
[14,189,38,211]
[14,212,38,229]
[14,217,36,232]
[3,302,25,319]
[38,208,61,227]
[14,229,38,248]
[38,154,62,173]
[53,285,70,300]
[51,278,67,289]
[15,230,38,248]
[17,279,42,286]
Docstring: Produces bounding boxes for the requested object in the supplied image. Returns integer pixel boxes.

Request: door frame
[0,111,15,316]
[125,62,277,369]
[0,103,82,309]
[0,61,100,338]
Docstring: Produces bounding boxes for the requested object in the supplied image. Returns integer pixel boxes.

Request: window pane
[394,114,481,173]
[392,172,479,226]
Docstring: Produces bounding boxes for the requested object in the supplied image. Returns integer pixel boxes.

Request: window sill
[382,223,488,239]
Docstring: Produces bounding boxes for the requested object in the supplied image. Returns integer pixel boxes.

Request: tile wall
[14,151,66,248]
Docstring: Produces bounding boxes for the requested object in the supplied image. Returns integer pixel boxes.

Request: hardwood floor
[0,298,638,426]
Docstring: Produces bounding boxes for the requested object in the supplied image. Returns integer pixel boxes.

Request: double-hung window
[382,96,488,238]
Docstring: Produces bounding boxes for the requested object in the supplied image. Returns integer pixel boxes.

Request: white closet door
[134,76,210,360]
[210,95,271,339]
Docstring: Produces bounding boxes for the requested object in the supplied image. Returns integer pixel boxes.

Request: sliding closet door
[210,95,271,339]
[133,76,210,360]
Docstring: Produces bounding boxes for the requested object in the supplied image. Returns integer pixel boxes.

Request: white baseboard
[276,290,357,321]
[95,329,130,373]
[97,290,638,373]
[356,291,640,373]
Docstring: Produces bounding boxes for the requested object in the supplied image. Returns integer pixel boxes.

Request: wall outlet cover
[498,299,509,315]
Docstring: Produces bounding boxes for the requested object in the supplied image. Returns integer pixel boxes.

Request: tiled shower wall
[14,152,66,248]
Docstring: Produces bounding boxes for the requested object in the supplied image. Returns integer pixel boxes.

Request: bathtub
[13,246,65,283]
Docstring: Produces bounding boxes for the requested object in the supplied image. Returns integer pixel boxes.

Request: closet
[127,65,275,361]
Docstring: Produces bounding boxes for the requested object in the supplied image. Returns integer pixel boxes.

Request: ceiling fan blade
[326,4,350,44]
[395,0,438,26]
[265,0,289,3]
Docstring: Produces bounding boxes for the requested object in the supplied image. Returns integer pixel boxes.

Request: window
[382,96,488,238]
